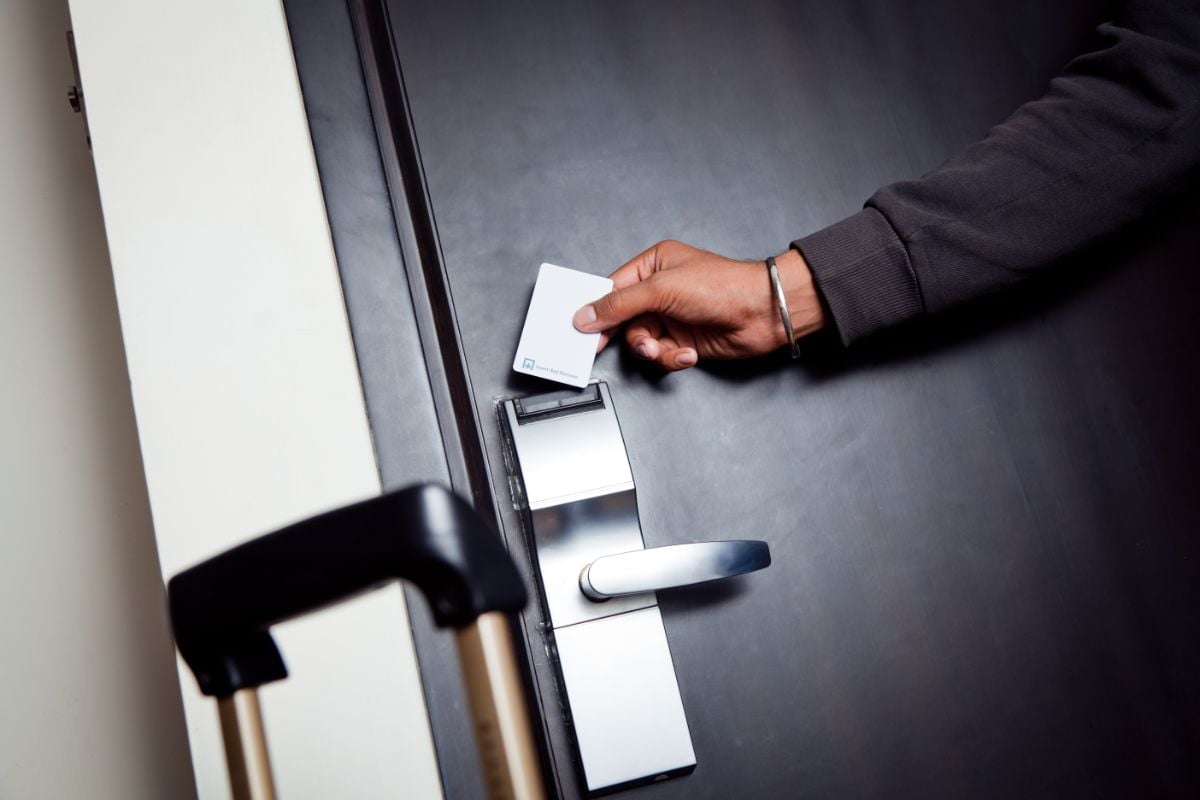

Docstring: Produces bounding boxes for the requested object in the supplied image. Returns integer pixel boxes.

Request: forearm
[795,0,1200,345]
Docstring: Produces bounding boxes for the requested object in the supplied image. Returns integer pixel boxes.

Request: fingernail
[573,305,597,331]
[635,341,651,359]
[676,350,697,367]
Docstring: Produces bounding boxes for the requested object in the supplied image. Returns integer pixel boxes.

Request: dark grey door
[285,1,1200,797]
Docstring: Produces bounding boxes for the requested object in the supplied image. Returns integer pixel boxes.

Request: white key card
[512,263,613,388]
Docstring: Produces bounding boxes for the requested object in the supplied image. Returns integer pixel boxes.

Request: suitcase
[168,484,545,800]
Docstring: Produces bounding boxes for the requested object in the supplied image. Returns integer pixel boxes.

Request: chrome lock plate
[499,381,771,794]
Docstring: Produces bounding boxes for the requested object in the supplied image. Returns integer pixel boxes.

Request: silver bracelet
[766,256,801,359]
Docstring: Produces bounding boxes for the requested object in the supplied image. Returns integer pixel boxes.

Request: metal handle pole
[455,612,546,800]
[217,689,277,800]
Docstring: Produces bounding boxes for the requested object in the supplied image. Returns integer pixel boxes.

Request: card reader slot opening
[514,383,604,425]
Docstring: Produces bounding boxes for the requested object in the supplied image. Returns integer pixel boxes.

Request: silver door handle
[579,540,771,600]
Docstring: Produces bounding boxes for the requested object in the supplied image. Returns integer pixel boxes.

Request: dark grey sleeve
[793,0,1200,346]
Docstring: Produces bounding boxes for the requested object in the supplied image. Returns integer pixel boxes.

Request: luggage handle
[168,483,544,800]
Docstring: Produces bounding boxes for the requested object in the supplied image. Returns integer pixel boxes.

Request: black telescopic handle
[168,483,526,698]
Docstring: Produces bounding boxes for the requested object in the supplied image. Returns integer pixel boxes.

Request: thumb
[573,280,661,332]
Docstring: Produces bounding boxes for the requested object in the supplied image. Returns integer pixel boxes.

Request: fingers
[625,314,698,371]
[576,239,689,332]
[573,279,660,333]
[652,337,699,371]
[670,350,699,369]
[576,240,700,366]
[625,313,663,359]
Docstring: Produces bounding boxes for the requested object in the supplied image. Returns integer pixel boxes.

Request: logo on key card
[522,358,536,370]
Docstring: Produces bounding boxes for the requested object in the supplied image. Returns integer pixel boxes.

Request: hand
[572,240,826,371]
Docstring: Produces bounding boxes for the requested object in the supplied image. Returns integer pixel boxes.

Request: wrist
[772,249,826,339]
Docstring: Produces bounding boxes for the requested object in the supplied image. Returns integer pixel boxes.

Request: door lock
[499,381,771,794]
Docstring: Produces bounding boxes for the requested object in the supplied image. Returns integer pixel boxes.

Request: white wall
[64,0,444,797]
[0,1,196,798]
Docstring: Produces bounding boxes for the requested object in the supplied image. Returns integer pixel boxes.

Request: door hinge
[66,31,91,152]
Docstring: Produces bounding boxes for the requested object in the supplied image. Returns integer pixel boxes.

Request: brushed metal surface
[503,382,633,511]
[528,494,652,629]
[581,540,771,600]
[554,608,696,793]
[501,383,697,792]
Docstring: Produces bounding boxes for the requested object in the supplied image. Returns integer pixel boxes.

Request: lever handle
[580,540,771,600]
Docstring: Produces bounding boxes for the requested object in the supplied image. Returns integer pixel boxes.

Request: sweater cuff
[792,208,923,346]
